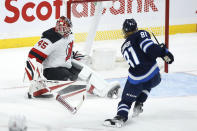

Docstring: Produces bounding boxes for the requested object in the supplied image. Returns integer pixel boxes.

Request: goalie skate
[27,80,48,99]
[103,115,127,128]
[132,102,143,118]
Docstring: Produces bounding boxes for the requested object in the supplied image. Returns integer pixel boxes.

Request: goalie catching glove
[72,51,92,66]
[160,43,174,64]
[72,51,86,61]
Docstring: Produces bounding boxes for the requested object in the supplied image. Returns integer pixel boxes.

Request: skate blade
[103,121,122,128]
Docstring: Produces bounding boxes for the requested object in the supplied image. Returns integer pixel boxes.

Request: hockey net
[64,0,169,72]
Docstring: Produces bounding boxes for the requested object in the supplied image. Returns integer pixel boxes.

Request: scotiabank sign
[1,0,196,39]
[72,0,158,18]
[4,0,63,23]
[4,0,158,23]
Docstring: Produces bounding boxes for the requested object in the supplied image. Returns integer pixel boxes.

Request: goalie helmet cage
[65,0,169,73]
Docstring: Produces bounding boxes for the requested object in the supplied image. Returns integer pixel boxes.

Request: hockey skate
[132,102,143,118]
[107,82,120,99]
[103,115,127,128]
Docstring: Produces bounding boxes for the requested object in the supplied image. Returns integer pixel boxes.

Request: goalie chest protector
[29,28,74,69]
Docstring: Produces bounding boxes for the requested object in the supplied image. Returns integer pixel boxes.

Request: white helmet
[8,114,27,131]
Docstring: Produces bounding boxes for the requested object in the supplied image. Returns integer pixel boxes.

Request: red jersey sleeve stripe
[28,48,48,63]
[31,48,48,58]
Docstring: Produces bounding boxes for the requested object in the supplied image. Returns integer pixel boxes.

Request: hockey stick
[151,32,171,64]
[56,92,86,114]
[151,32,160,45]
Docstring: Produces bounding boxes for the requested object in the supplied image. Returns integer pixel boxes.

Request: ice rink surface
[0,33,197,131]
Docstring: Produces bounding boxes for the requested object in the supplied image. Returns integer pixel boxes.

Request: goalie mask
[55,16,72,37]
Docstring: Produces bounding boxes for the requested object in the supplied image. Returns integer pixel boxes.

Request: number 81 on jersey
[123,45,140,68]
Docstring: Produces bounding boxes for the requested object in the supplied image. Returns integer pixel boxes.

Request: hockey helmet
[122,18,138,36]
[8,114,27,131]
[55,16,72,37]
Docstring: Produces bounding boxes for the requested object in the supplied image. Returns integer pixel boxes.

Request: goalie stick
[56,93,85,114]
[56,74,93,114]
[46,80,87,114]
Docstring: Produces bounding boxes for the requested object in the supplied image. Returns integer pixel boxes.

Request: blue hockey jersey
[121,30,166,84]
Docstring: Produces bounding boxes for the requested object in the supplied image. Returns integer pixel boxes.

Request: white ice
[0,33,197,131]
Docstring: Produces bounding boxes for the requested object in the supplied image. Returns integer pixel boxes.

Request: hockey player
[24,16,120,99]
[103,18,174,127]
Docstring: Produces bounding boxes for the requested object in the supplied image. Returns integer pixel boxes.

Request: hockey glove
[162,49,174,64]
[158,43,174,64]
[159,43,166,49]
[72,51,85,61]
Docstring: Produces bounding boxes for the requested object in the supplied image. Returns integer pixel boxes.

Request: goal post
[165,0,169,73]
[64,0,169,72]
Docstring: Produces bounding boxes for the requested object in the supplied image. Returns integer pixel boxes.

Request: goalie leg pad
[72,59,120,98]
[80,67,120,98]
[77,65,109,97]
[87,74,120,98]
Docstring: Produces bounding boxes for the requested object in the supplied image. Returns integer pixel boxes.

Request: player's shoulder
[121,39,131,53]
[41,28,63,43]
[136,30,151,36]
[133,30,151,41]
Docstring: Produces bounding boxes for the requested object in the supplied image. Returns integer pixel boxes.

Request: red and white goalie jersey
[28,28,74,69]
